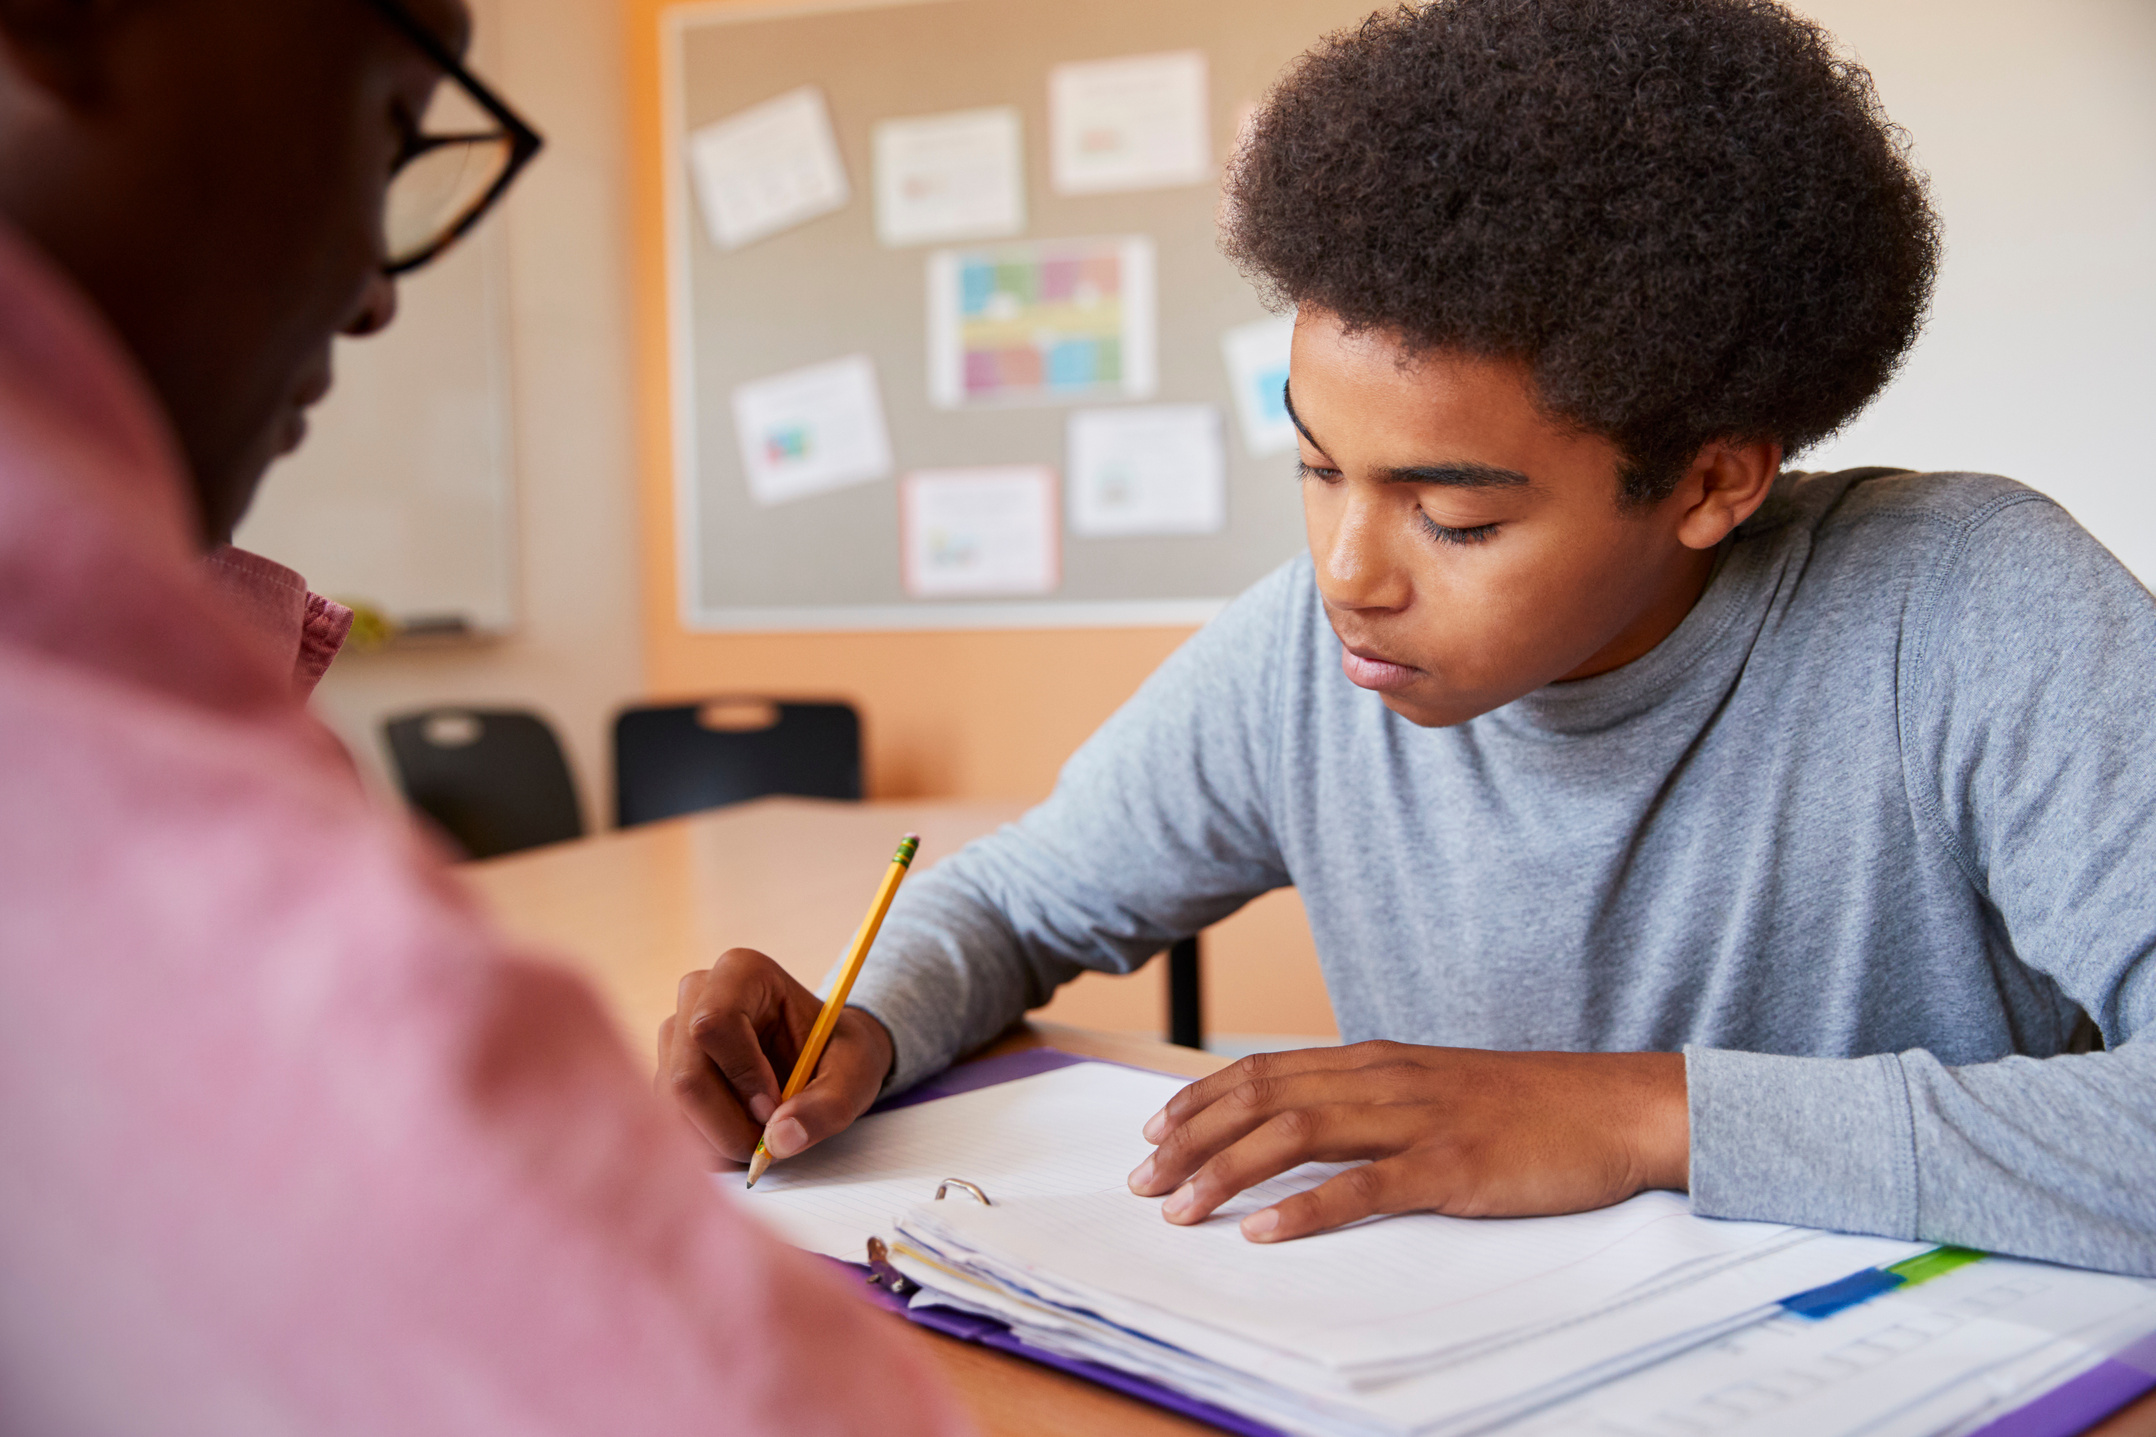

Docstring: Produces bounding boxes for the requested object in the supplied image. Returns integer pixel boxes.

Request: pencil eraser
[904,832,920,841]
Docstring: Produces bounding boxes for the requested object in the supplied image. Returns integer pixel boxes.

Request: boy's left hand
[1126,1042,1689,1242]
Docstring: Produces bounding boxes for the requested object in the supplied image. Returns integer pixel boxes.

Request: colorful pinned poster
[730,355,893,507]
[900,467,1060,598]
[873,106,1025,247]
[1067,405,1226,537]
[687,86,850,250]
[1049,50,1211,196]
[1220,315,1298,457]
[926,236,1157,408]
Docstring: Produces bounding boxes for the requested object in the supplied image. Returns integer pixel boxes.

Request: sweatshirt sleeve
[846,563,1301,1092]
[1689,489,2156,1275]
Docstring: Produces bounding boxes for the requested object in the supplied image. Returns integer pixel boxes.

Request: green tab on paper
[1886,1246,1987,1288]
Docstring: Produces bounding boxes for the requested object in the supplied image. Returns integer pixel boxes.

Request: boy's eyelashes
[1298,461,1502,546]
[1417,512,1501,546]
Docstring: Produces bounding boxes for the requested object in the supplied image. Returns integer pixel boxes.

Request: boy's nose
[1316,490,1413,615]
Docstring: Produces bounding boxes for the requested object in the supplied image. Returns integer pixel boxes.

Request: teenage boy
[666,0,2154,1276]
[0,0,969,1431]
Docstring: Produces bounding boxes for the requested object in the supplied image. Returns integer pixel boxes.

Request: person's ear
[0,0,127,111]
[1669,437,1782,551]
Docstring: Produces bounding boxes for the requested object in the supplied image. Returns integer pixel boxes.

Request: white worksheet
[898,465,1061,598]
[730,354,892,506]
[1066,404,1226,537]
[687,85,850,250]
[1049,50,1211,195]
[903,1181,1821,1378]
[873,106,1026,247]
[738,1062,1182,1258]
[1220,315,1298,457]
[1507,1256,2156,1437]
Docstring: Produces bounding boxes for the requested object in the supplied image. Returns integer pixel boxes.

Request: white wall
[1793,0,2156,580]
[269,0,644,827]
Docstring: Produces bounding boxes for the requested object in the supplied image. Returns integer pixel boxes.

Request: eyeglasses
[358,0,543,274]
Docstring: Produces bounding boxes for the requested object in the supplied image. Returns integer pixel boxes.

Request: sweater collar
[1485,478,1802,738]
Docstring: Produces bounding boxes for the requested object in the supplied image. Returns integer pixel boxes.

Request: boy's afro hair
[1221,0,1940,500]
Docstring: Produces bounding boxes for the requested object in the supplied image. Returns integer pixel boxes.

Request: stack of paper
[887,1170,1925,1434]
[1507,1251,2156,1437]
[745,1060,1931,1435]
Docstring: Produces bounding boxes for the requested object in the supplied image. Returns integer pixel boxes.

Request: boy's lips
[1340,641,1423,693]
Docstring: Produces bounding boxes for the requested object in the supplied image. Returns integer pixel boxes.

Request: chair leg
[1167,936,1203,1050]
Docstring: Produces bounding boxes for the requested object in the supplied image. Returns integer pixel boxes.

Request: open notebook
[738,1057,1181,1258]
[740,1058,1944,1434]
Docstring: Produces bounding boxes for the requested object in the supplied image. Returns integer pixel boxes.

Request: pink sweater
[0,221,972,1437]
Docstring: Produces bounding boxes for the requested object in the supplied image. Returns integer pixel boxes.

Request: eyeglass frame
[357,0,544,275]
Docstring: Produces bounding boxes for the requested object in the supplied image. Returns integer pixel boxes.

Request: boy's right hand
[659,947,895,1168]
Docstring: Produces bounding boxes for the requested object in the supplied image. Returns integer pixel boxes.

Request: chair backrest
[613,699,862,829]
[382,707,585,860]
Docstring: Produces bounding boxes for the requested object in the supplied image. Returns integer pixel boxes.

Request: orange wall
[621,0,1332,1037]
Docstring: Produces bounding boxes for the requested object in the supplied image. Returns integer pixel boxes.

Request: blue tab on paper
[1781,1266,1907,1320]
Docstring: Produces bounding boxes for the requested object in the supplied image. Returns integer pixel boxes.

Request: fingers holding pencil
[759,1007,895,1160]
[663,949,894,1166]
[745,833,920,1187]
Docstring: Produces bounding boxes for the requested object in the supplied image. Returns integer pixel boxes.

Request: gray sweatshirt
[848,469,2156,1275]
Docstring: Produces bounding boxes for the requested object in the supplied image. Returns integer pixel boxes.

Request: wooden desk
[460,802,2156,1437]
[459,799,1230,1434]
[461,797,1027,1058]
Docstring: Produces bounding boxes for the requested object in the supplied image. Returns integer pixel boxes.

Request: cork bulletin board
[662,0,1373,629]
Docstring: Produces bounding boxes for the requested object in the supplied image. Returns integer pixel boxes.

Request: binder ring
[935,1178,993,1206]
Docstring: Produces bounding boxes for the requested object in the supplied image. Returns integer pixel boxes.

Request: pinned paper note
[731,355,893,506]
[873,106,1025,248]
[1220,316,1297,457]
[1049,51,1210,196]
[900,467,1060,598]
[687,86,850,250]
[1067,405,1226,538]
[926,236,1157,408]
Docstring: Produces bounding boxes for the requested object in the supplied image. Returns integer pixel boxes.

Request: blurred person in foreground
[0,1,971,1432]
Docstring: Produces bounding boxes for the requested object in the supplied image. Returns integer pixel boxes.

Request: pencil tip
[745,1149,772,1188]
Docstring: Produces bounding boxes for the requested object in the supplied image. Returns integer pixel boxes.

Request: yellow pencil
[745,833,920,1189]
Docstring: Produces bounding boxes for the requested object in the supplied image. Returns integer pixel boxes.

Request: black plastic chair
[612,699,862,829]
[383,707,585,860]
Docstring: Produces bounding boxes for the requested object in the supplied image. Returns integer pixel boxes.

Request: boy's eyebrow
[1372,461,1531,488]
[1282,380,1533,489]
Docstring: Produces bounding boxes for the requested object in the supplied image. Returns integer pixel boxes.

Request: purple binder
[833,1047,2151,1437]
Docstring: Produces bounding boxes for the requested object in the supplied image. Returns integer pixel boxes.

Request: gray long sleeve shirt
[848,469,2156,1275]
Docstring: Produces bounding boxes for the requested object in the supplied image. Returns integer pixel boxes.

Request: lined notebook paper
[736,1062,1186,1259]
